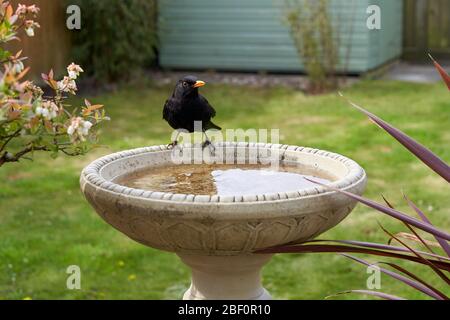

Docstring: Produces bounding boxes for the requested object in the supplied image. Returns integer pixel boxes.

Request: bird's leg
[202,131,215,151]
[168,141,178,149]
[168,131,181,149]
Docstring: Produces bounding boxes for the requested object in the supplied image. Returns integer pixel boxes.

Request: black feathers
[163,76,221,133]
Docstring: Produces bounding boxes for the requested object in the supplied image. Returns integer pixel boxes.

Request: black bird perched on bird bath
[163,75,221,149]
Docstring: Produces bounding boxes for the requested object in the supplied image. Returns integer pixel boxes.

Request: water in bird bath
[115,163,336,196]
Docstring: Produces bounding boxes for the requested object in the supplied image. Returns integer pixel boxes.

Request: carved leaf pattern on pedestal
[97,207,348,254]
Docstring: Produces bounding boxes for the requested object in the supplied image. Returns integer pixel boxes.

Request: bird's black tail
[205,121,221,131]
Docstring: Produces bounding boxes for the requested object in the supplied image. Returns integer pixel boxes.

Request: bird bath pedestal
[80,143,366,300]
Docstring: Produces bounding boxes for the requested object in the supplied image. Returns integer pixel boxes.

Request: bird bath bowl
[80,142,366,300]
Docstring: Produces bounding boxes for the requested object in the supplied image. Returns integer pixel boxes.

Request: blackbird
[163,75,221,148]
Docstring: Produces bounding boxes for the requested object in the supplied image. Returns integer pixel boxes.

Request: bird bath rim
[80,142,366,207]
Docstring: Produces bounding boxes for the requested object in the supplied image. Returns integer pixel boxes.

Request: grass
[0,79,449,300]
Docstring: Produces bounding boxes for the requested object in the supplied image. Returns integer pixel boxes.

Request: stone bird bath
[80,142,366,300]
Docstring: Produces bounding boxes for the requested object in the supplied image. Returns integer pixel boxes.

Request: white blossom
[25,27,34,37]
[67,125,75,136]
[12,61,24,74]
[67,117,93,142]
[24,20,39,37]
[15,4,28,16]
[67,63,84,80]
[35,101,58,120]
[27,5,40,15]
[16,4,39,16]
[57,76,78,94]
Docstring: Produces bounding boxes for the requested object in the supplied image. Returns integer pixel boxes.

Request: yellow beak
[193,80,206,88]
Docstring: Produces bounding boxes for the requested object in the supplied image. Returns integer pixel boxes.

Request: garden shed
[159,0,403,74]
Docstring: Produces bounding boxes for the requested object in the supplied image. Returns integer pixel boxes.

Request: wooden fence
[8,0,72,80]
[404,0,450,61]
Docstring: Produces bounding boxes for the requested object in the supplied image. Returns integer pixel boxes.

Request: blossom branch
[0,145,49,166]
[0,2,108,168]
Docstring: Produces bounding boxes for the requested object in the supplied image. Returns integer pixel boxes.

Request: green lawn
[0,79,449,300]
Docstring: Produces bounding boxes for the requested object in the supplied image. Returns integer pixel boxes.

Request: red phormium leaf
[381,195,439,256]
[310,239,450,261]
[429,54,450,90]
[256,244,450,271]
[339,93,450,182]
[342,254,446,300]
[403,194,450,258]
[377,223,450,285]
[379,262,448,299]
[305,178,450,241]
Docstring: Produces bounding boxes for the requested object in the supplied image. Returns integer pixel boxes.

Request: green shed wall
[159,0,403,73]
[367,0,404,69]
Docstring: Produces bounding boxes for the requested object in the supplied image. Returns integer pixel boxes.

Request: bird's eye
[182,81,188,87]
